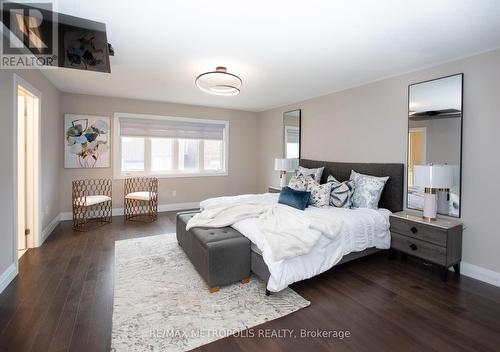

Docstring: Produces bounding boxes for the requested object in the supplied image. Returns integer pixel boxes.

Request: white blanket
[187,198,343,261]
[200,193,391,292]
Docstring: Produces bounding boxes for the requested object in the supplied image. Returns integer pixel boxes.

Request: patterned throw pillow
[298,166,324,183]
[288,174,308,191]
[350,170,389,209]
[306,178,331,207]
[326,175,354,208]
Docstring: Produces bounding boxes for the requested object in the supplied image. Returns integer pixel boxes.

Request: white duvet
[200,193,391,292]
[190,197,343,261]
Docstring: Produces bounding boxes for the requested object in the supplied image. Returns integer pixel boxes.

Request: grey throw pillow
[327,175,354,208]
[298,166,324,183]
[306,178,331,207]
[350,170,389,209]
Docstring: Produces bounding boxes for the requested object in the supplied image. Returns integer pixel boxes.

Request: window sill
[114,171,228,180]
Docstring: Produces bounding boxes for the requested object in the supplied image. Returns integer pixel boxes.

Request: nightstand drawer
[390,216,446,246]
[391,233,446,265]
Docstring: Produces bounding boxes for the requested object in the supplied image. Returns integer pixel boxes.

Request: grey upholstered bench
[176,211,251,293]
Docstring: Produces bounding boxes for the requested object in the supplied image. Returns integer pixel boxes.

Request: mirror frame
[406,73,464,218]
[283,109,302,159]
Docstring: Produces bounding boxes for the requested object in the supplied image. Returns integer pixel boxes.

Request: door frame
[407,127,427,189]
[408,127,427,165]
[13,74,42,265]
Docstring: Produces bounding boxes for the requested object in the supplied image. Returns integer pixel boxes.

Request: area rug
[111,234,310,352]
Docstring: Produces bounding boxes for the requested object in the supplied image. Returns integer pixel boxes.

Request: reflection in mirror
[407,74,463,218]
[283,109,301,160]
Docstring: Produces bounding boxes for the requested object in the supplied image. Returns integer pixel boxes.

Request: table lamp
[274,158,294,188]
[414,164,453,220]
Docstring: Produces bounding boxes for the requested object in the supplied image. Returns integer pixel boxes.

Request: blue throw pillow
[278,186,311,211]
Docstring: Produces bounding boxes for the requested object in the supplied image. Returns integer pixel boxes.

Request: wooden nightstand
[268,186,282,193]
[390,211,463,281]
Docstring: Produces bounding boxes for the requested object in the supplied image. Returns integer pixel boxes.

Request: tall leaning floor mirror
[407,74,463,219]
[283,109,301,160]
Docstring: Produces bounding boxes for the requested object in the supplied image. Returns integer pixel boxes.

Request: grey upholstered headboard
[300,159,404,213]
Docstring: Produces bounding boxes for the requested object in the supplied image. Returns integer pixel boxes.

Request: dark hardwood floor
[1,212,500,352]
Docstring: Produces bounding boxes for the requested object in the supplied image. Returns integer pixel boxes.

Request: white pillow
[288,174,309,191]
[350,170,389,209]
[306,178,331,207]
[298,166,324,183]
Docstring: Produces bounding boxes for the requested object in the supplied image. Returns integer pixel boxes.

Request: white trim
[59,201,200,221]
[455,262,500,288]
[0,264,18,295]
[13,74,43,268]
[113,171,229,180]
[40,213,62,245]
[112,112,229,179]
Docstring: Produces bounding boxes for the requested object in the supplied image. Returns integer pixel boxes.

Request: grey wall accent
[59,93,261,212]
[258,48,500,274]
[0,69,61,276]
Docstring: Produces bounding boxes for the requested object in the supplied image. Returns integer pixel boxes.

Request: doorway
[408,127,427,187]
[15,76,41,258]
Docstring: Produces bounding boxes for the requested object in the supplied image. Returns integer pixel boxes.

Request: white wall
[258,48,500,277]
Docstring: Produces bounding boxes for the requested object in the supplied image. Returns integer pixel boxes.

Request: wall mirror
[283,109,301,159]
[407,74,463,218]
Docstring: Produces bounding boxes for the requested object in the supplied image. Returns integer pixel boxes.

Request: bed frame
[253,159,404,294]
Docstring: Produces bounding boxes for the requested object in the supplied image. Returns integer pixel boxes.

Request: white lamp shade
[274,158,294,171]
[413,164,454,189]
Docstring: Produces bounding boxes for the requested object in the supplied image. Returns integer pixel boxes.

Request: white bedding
[200,193,391,292]
[188,199,343,261]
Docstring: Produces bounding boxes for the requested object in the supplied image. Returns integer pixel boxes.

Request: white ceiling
[43,0,500,112]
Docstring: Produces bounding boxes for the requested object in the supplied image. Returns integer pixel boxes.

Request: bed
[200,159,404,293]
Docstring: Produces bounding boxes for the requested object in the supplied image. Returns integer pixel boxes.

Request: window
[284,126,299,159]
[178,139,200,170]
[114,113,228,178]
[204,139,223,170]
[151,138,173,172]
[121,137,145,171]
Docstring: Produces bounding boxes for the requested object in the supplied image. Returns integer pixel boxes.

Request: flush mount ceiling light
[195,66,242,96]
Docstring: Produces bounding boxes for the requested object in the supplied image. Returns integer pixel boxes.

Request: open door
[16,79,41,258]
[408,127,427,187]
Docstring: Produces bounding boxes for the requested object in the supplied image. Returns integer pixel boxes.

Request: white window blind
[286,128,300,143]
[119,117,225,140]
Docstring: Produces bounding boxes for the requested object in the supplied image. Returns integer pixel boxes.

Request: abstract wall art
[64,114,110,168]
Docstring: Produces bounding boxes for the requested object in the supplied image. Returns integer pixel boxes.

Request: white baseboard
[459,261,500,288]
[59,202,200,221]
[39,213,62,246]
[0,263,18,294]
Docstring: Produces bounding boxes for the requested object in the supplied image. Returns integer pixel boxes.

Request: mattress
[230,194,392,292]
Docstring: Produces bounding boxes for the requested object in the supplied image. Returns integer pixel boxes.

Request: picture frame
[64,114,111,169]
